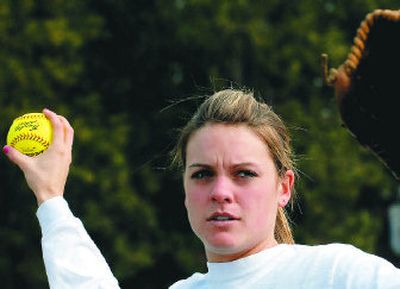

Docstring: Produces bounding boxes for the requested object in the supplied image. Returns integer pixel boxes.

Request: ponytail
[274,207,294,244]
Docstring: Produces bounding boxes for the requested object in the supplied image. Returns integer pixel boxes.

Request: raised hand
[3,108,74,205]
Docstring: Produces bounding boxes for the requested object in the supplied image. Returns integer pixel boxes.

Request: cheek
[184,183,207,212]
[243,186,279,221]
[184,185,209,234]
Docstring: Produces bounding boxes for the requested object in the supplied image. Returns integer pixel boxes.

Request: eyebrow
[187,163,211,169]
[187,162,258,169]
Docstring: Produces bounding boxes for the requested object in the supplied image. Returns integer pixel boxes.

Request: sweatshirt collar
[206,244,289,283]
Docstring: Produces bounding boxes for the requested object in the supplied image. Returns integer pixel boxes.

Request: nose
[210,176,233,204]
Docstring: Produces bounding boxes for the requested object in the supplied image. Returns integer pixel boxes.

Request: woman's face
[183,123,294,262]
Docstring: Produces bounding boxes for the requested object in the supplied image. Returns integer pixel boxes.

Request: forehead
[186,123,271,165]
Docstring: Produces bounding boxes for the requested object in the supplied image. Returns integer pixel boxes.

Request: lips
[207,212,240,222]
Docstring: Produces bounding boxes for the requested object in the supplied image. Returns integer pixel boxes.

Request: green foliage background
[0,0,398,288]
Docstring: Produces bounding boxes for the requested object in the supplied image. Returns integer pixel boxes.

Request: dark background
[0,1,399,288]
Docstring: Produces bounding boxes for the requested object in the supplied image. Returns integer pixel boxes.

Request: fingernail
[3,146,10,154]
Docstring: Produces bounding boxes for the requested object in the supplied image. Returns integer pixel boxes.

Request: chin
[203,236,245,259]
[205,231,238,246]
[205,245,247,262]
[203,233,275,262]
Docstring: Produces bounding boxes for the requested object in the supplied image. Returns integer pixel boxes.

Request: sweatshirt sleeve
[36,196,120,289]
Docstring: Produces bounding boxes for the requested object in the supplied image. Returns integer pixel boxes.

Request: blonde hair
[173,89,296,244]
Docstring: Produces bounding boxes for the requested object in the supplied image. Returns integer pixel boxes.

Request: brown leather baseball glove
[322,9,400,181]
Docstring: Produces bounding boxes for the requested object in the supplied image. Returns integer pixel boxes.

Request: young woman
[3,89,400,288]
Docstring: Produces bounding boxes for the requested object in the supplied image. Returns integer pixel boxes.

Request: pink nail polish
[3,146,10,154]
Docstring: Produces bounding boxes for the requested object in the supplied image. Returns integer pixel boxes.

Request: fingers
[42,108,74,149]
[3,145,31,171]
[59,116,74,149]
[43,108,64,148]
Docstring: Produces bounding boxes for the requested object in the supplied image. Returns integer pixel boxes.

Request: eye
[236,170,257,178]
[191,169,214,179]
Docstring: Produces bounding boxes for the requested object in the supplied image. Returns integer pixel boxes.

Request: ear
[184,193,189,209]
[278,169,295,208]
[183,177,189,210]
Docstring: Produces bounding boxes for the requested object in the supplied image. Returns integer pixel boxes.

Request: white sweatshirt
[37,197,400,289]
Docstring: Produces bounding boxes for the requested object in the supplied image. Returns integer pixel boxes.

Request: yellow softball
[6,113,53,156]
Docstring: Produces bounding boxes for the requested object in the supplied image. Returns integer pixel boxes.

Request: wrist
[35,190,64,206]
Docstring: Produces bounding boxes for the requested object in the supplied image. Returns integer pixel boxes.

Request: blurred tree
[0,0,104,287]
[0,0,159,288]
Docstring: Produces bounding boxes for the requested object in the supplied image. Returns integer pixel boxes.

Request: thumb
[3,145,31,170]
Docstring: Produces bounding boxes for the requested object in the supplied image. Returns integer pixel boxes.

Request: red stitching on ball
[10,132,50,148]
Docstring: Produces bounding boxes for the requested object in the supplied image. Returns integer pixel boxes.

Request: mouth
[207,212,240,222]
